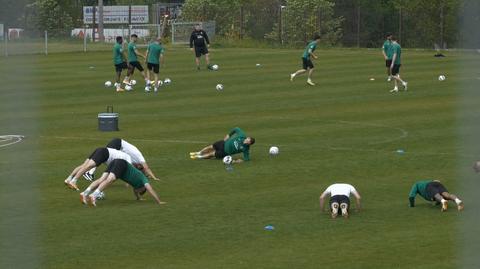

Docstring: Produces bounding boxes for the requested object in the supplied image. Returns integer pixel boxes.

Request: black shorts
[391,64,401,76]
[194,46,209,57]
[88,147,109,166]
[302,58,314,69]
[105,159,128,178]
[128,61,144,72]
[426,182,448,201]
[385,59,392,67]
[115,62,128,72]
[106,138,122,150]
[147,62,160,74]
[329,195,350,209]
[212,140,227,159]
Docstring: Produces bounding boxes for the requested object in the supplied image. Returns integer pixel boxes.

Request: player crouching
[319,183,362,218]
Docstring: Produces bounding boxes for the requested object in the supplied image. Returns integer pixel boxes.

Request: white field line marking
[0,135,25,149]
[39,135,208,145]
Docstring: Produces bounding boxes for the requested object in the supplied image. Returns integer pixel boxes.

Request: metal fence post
[4,31,7,57]
[44,30,48,55]
[83,25,87,52]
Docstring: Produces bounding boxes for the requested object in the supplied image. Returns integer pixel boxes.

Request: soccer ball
[223,155,233,165]
[256,63,261,67]
[130,79,137,85]
[104,81,112,87]
[164,78,172,85]
[212,64,219,71]
[125,85,133,91]
[438,75,446,81]
[144,86,151,92]
[216,84,224,91]
[269,146,279,156]
[96,191,105,200]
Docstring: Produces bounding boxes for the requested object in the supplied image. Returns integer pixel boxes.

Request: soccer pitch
[0,47,478,268]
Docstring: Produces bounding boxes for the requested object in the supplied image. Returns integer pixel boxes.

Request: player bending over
[112,36,128,92]
[145,37,165,92]
[389,36,408,93]
[382,33,394,81]
[190,127,255,164]
[190,24,211,70]
[64,147,131,191]
[124,34,148,88]
[80,159,166,207]
[290,34,321,86]
[319,183,361,218]
[409,179,464,211]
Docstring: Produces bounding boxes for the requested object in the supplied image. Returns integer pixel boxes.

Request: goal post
[171,21,215,45]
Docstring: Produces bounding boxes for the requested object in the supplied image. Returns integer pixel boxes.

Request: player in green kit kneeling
[290,34,321,86]
[190,127,255,163]
[409,179,464,211]
[145,37,165,93]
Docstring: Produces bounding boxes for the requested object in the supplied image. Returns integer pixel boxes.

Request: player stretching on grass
[145,37,165,93]
[80,159,166,207]
[190,127,255,163]
[290,34,321,86]
[124,34,148,88]
[113,36,128,92]
[382,33,394,81]
[319,183,361,219]
[190,24,211,70]
[83,138,160,182]
[64,147,131,191]
[409,179,464,211]
[389,36,408,93]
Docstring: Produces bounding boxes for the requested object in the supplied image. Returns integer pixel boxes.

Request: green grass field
[1,46,479,268]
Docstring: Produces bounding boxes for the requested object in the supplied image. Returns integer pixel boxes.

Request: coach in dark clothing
[189,24,211,70]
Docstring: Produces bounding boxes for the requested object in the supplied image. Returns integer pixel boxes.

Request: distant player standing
[145,37,165,92]
[409,179,464,211]
[189,24,211,70]
[124,34,148,88]
[112,36,128,92]
[389,36,408,93]
[319,183,361,218]
[382,33,394,81]
[290,34,321,86]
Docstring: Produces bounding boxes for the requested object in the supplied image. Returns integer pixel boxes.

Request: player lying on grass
[80,159,166,207]
[124,34,149,88]
[319,183,361,218]
[64,147,131,191]
[190,24,211,70]
[389,36,408,93]
[145,37,165,93]
[382,32,394,81]
[409,179,464,211]
[290,34,321,86]
[112,36,128,92]
[190,127,255,163]
[84,138,160,181]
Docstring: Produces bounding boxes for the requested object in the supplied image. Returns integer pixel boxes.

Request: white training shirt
[323,183,357,197]
[120,139,146,164]
[106,148,132,165]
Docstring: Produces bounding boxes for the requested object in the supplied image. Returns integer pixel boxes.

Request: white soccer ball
[269,146,279,156]
[212,64,219,71]
[216,84,224,91]
[438,75,446,81]
[96,191,105,200]
[223,155,233,165]
[256,63,261,67]
[104,81,112,87]
[125,85,133,91]
[164,78,172,85]
[130,79,137,85]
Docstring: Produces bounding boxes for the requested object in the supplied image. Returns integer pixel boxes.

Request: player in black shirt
[189,24,211,70]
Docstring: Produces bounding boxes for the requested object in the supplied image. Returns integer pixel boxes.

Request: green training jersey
[224,127,250,161]
[128,42,138,62]
[409,180,432,203]
[121,163,150,189]
[392,42,402,65]
[383,40,394,60]
[147,42,164,64]
[113,43,124,65]
[302,41,317,60]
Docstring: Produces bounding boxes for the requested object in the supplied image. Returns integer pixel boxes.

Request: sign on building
[83,6,149,24]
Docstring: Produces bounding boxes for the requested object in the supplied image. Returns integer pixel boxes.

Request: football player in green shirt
[190,127,255,163]
[290,34,321,86]
[112,36,128,92]
[382,33,394,81]
[124,34,148,88]
[390,36,408,93]
[80,159,166,207]
[145,37,165,93]
[408,179,464,211]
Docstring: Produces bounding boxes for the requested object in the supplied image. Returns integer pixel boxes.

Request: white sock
[91,189,101,197]
[455,198,462,205]
[88,167,96,175]
[441,199,447,203]
[67,175,72,181]
[82,187,92,196]
[70,178,78,184]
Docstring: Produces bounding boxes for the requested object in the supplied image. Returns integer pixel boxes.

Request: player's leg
[291,58,309,81]
[440,192,464,211]
[195,57,201,70]
[71,148,109,189]
[190,145,214,157]
[307,67,315,86]
[80,172,108,204]
[124,63,134,84]
[136,63,149,86]
[88,173,117,206]
[339,195,350,218]
[65,159,90,185]
[194,46,202,70]
[330,196,339,219]
[114,65,125,92]
[205,53,210,66]
[386,60,392,81]
[153,64,160,92]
